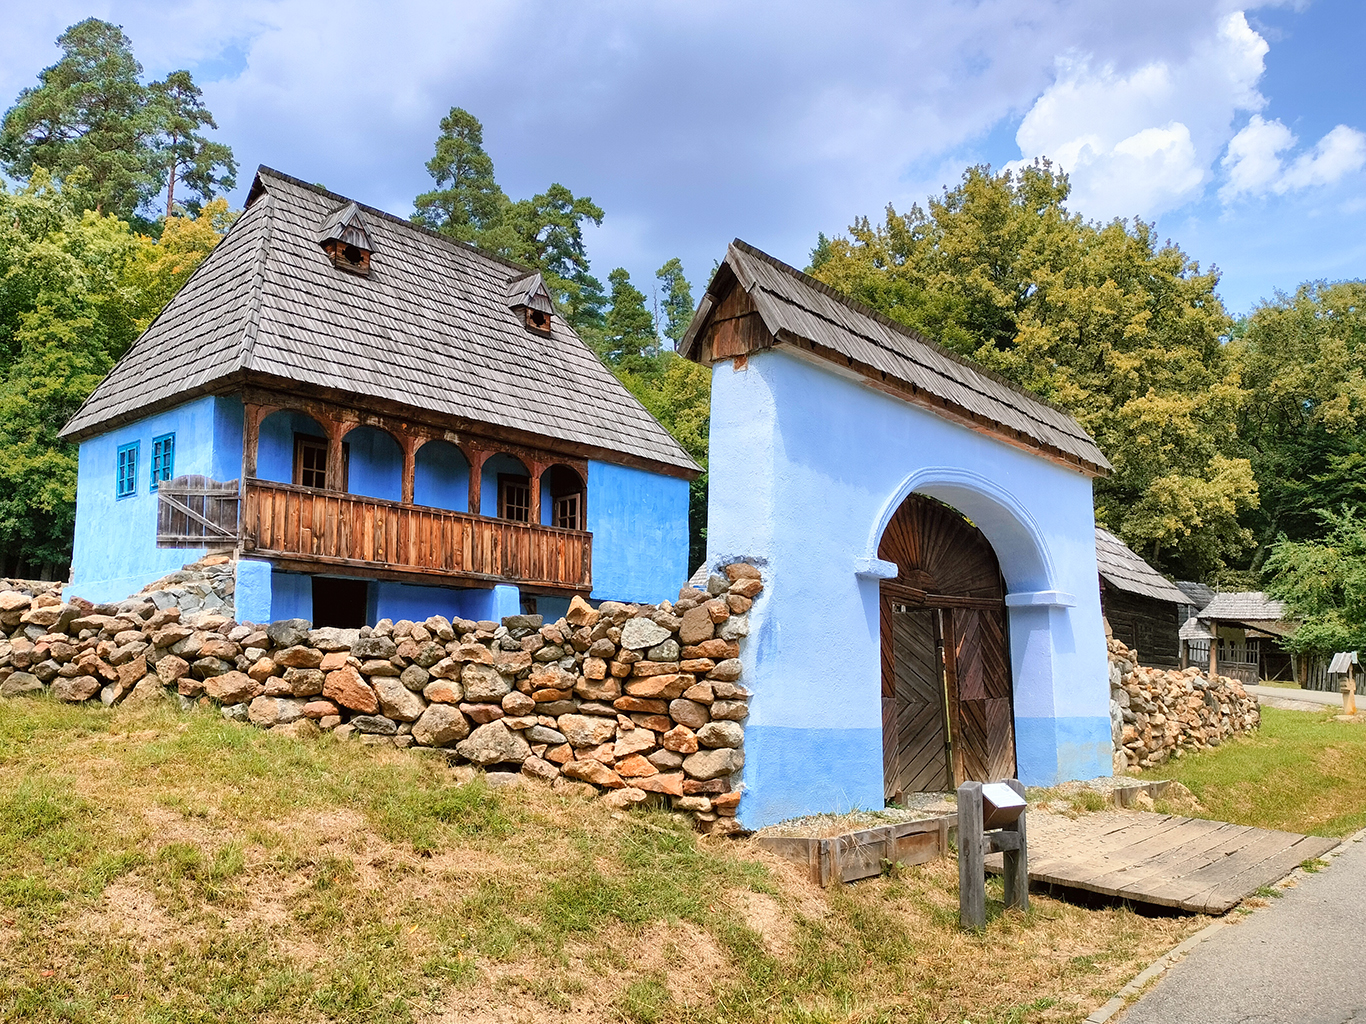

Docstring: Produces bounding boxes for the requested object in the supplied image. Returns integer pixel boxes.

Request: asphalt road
[1247,684,1355,708]
[1119,832,1366,1024]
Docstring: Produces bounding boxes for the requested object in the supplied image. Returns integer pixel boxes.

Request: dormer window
[507,271,554,336]
[318,202,374,276]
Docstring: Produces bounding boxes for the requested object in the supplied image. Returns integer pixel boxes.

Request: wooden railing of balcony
[240,480,591,592]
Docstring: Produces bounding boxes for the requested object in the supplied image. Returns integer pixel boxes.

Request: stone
[4,671,47,698]
[275,645,323,669]
[308,627,360,652]
[711,681,750,700]
[400,664,430,691]
[624,675,691,700]
[589,638,617,658]
[713,791,742,812]
[374,677,427,722]
[602,786,649,809]
[676,795,712,812]
[199,637,241,660]
[122,675,165,707]
[717,614,749,642]
[352,635,398,660]
[533,688,573,702]
[205,670,261,704]
[632,771,684,796]
[248,695,306,727]
[682,682,715,704]
[362,659,401,677]
[683,746,744,780]
[412,704,471,747]
[724,561,761,581]
[151,623,193,648]
[247,657,277,682]
[462,663,512,702]
[708,659,743,682]
[460,702,505,724]
[221,702,250,723]
[318,651,348,672]
[633,713,673,732]
[501,690,536,715]
[614,729,657,758]
[582,656,608,680]
[156,654,190,685]
[711,699,749,721]
[177,675,205,697]
[281,667,325,696]
[558,714,617,748]
[678,604,715,645]
[696,720,743,748]
[545,742,575,764]
[302,699,341,719]
[647,639,681,662]
[631,660,681,678]
[502,613,543,631]
[729,577,763,599]
[192,657,234,679]
[0,591,31,612]
[493,649,532,673]
[726,594,752,615]
[456,720,531,765]
[647,749,683,770]
[662,724,699,753]
[615,754,658,778]
[565,595,599,627]
[614,695,669,714]
[452,643,495,664]
[323,666,379,714]
[528,724,567,745]
[319,715,341,731]
[668,698,710,730]
[560,759,625,788]
[267,619,312,649]
[423,678,463,704]
[619,617,671,650]
[521,755,560,782]
[424,615,456,641]
[351,714,399,735]
[574,675,621,702]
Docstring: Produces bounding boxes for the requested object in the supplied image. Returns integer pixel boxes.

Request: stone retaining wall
[1108,637,1260,771]
[0,563,763,834]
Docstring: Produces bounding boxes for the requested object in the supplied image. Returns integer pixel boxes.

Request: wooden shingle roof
[681,240,1110,475]
[61,167,698,477]
[1095,528,1188,604]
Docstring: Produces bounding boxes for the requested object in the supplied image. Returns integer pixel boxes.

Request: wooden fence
[156,476,240,549]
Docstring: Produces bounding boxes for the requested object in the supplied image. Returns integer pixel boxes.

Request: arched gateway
[878,494,1014,798]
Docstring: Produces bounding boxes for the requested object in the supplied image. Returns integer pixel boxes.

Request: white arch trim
[861,466,1060,597]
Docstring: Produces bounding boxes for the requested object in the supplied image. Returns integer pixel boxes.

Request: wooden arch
[878,493,1016,800]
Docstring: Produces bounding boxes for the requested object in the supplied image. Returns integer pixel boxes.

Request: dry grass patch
[0,697,1203,1023]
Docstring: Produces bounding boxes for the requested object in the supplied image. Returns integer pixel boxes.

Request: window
[294,434,347,490]
[498,474,531,522]
[546,464,584,530]
[116,442,139,498]
[150,433,175,491]
[553,492,580,530]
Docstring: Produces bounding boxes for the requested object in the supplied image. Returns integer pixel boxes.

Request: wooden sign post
[958,779,1028,929]
[1346,660,1357,716]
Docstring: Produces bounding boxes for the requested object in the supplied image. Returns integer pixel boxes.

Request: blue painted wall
[374,581,520,624]
[705,349,1111,829]
[71,395,245,604]
[479,453,530,515]
[414,440,468,511]
[343,425,402,502]
[257,411,326,483]
[587,461,690,604]
[269,571,312,621]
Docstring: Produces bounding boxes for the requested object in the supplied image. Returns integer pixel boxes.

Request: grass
[0,697,1205,1023]
[1153,707,1366,837]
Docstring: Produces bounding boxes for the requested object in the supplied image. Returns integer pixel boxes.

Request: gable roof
[681,240,1110,475]
[1094,527,1188,604]
[1198,591,1290,625]
[61,167,698,477]
[1176,581,1216,611]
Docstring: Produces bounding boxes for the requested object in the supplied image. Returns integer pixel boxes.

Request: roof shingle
[1094,528,1188,604]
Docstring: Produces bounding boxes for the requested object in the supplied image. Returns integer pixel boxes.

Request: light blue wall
[587,461,690,604]
[374,581,519,624]
[479,453,530,515]
[257,411,326,483]
[71,396,245,604]
[343,425,402,502]
[235,559,273,624]
[414,440,469,511]
[705,349,1111,829]
[270,571,312,621]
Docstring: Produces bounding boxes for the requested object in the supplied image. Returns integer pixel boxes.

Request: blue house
[682,242,1114,828]
[60,167,697,625]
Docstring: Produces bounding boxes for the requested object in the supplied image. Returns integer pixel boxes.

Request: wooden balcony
[239,479,591,592]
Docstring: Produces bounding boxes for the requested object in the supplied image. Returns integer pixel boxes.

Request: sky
[2,0,1363,318]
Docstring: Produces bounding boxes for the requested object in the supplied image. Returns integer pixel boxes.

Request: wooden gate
[879,494,1015,800]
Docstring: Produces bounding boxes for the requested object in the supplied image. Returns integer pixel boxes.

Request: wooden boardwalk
[989,810,1339,914]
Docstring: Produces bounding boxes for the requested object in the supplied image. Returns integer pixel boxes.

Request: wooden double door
[879,494,1016,801]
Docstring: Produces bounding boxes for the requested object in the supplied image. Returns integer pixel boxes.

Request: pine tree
[603,268,657,370]
[655,258,694,348]
[412,107,506,241]
[148,71,236,215]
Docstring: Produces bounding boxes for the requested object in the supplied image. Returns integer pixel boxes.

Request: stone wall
[0,564,762,834]
[1108,637,1260,771]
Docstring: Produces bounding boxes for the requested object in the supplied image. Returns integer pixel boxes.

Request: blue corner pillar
[234,559,274,625]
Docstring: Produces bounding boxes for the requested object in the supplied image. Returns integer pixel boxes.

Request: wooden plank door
[882,600,952,801]
[944,607,1015,784]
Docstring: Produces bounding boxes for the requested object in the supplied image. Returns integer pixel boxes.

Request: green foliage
[412,106,504,241]
[0,19,234,223]
[0,174,228,575]
[602,267,657,368]
[1265,507,1366,655]
[655,256,695,346]
[811,162,1253,578]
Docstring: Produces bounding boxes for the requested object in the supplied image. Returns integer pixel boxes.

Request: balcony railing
[237,479,592,591]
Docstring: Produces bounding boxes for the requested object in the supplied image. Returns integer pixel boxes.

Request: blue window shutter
[151,433,175,491]
[116,442,139,498]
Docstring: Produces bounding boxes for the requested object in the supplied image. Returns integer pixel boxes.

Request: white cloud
[1222,116,1366,199]
[1009,11,1269,220]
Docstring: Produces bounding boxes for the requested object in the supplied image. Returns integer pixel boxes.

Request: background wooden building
[1094,528,1187,669]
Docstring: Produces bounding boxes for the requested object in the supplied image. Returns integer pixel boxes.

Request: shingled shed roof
[680,240,1110,475]
[61,167,698,476]
[1198,592,1291,625]
[1094,527,1188,604]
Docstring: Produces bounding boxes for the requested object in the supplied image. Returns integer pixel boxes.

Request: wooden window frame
[552,491,581,530]
[151,433,175,492]
[294,434,348,491]
[116,442,139,499]
[498,473,531,523]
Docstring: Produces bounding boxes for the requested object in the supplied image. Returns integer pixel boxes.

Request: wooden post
[1002,778,1029,913]
[242,403,264,480]
[958,780,985,929]
[401,435,418,506]
[529,461,543,525]
[1180,639,1189,670]
[1346,661,1357,716]
[466,449,485,516]
[1208,623,1219,679]
[325,420,347,493]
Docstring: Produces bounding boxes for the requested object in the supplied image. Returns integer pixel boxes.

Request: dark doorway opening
[312,576,369,628]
